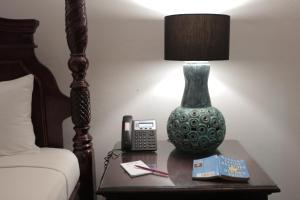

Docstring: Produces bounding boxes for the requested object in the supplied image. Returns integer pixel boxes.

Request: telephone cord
[99,149,121,186]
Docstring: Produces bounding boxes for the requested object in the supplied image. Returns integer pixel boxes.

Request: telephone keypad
[132,131,157,151]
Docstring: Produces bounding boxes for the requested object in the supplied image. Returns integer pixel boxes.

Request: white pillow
[0,74,39,156]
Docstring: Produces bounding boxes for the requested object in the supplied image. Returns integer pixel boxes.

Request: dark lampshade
[164,14,230,61]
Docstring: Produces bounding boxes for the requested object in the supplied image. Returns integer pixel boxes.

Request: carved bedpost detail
[65,0,96,200]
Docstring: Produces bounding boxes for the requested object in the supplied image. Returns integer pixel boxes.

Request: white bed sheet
[0,148,79,200]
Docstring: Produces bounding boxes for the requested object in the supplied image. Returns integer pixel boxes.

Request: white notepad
[120,160,152,177]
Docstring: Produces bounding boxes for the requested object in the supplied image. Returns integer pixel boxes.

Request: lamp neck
[181,62,211,108]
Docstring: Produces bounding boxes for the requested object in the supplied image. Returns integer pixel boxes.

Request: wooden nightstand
[97,140,280,200]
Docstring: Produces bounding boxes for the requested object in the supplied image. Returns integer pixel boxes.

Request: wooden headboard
[0,18,70,148]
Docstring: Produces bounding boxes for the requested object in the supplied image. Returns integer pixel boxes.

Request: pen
[134,165,169,177]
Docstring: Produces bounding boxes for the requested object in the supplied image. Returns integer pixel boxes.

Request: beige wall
[1,0,300,199]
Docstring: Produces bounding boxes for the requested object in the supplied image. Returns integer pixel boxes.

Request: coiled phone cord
[99,149,121,185]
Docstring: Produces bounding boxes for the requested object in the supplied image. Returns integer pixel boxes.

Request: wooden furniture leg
[65,0,96,199]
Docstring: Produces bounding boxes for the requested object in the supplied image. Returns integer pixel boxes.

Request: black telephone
[121,115,157,151]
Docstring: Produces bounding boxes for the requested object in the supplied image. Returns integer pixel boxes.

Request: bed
[0,0,95,200]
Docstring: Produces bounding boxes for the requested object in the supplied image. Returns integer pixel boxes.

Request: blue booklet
[192,155,250,181]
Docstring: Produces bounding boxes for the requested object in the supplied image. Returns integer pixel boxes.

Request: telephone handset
[121,115,133,151]
[121,115,157,151]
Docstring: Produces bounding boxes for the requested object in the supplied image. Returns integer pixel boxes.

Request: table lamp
[165,14,230,154]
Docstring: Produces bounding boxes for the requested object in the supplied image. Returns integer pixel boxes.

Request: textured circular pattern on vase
[167,106,226,154]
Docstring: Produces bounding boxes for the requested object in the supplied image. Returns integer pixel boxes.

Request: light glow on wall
[151,68,184,99]
[131,0,250,15]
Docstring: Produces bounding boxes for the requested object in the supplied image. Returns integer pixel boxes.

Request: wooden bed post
[65,0,96,200]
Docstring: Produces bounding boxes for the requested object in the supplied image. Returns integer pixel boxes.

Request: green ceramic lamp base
[167,62,226,154]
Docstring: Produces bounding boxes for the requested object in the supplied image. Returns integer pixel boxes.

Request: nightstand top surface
[98,140,280,195]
